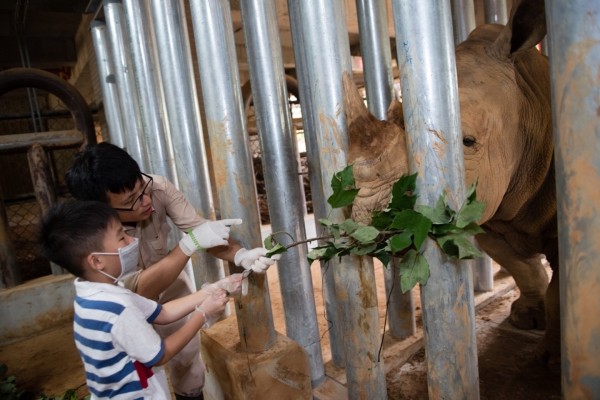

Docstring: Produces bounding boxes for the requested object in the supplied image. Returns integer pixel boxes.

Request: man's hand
[234,247,282,273]
[179,219,242,256]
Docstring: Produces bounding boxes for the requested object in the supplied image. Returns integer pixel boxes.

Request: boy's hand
[179,219,242,256]
[201,273,244,296]
[234,247,282,273]
[195,289,229,328]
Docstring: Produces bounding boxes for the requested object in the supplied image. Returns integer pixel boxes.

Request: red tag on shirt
[133,360,154,388]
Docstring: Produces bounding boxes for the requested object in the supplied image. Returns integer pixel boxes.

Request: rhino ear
[343,72,371,126]
[490,0,546,59]
[386,100,405,130]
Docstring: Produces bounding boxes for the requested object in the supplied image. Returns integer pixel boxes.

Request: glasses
[113,173,153,212]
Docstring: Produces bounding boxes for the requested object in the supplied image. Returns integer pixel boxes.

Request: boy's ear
[86,253,103,271]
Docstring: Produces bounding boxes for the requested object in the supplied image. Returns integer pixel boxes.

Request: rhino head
[345,0,552,227]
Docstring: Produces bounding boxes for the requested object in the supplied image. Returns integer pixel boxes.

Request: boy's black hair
[39,201,120,277]
[66,142,142,203]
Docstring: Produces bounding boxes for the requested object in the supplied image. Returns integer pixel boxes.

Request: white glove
[201,273,244,296]
[234,247,282,274]
[179,219,242,256]
[195,289,228,328]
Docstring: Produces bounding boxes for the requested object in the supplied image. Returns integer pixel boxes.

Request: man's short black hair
[39,201,120,277]
[66,142,142,203]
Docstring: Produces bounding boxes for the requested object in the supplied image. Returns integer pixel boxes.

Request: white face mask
[93,237,140,283]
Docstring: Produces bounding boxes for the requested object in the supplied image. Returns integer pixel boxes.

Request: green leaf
[389,173,417,211]
[350,244,378,256]
[388,231,413,254]
[340,219,359,235]
[328,165,359,208]
[436,233,483,259]
[398,249,430,293]
[307,245,338,264]
[373,249,391,267]
[390,210,432,251]
[266,243,287,258]
[350,225,380,243]
[370,209,394,230]
[415,194,453,224]
[455,198,485,228]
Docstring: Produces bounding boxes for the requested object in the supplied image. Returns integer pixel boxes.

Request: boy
[66,142,279,399]
[39,200,242,399]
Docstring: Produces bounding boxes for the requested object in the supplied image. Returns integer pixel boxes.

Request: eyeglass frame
[112,173,154,212]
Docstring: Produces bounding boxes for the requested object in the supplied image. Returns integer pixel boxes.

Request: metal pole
[546,0,600,396]
[288,2,387,398]
[450,0,476,45]
[239,0,324,385]
[355,0,416,340]
[483,0,508,25]
[451,0,495,292]
[391,1,480,398]
[287,0,345,369]
[122,0,177,182]
[90,21,125,147]
[189,0,275,352]
[149,0,224,289]
[103,0,148,169]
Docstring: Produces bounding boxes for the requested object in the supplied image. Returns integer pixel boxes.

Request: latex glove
[234,247,282,274]
[179,219,242,256]
[201,273,244,296]
[195,289,229,328]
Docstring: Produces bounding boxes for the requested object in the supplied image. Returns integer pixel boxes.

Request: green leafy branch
[264,165,485,293]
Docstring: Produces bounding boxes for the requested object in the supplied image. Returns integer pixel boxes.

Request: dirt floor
[0,262,562,399]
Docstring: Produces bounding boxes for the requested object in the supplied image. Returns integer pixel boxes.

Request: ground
[0,262,562,399]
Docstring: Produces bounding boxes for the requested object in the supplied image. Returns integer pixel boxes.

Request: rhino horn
[490,0,547,59]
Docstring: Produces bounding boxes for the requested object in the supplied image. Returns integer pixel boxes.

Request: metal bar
[0,130,85,151]
[148,0,225,289]
[189,0,275,352]
[103,0,148,169]
[450,0,476,45]
[391,1,479,398]
[239,0,325,385]
[90,21,126,147]
[287,0,344,369]
[288,1,387,398]
[355,0,416,340]
[483,0,508,25]
[122,0,177,182]
[546,0,600,396]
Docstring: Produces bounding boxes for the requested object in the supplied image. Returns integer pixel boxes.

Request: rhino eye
[463,136,477,147]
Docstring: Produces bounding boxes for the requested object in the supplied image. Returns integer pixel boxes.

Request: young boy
[65,142,279,399]
[39,200,242,399]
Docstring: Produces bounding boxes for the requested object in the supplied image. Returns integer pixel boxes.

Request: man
[66,142,278,400]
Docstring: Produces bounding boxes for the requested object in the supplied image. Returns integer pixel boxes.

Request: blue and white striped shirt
[73,279,169,399]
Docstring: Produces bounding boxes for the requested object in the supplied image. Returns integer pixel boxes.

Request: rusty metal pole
[0,196,20,288]
[288,1,387,398]
[27,143,64,276]
[391,1,480,398]
[240,0,325,385]
[189,0,275,352]
[546,0,600,396]
[355,0,416,340]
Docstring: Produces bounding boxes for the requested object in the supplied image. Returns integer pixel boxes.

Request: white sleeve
[112,306,165,367]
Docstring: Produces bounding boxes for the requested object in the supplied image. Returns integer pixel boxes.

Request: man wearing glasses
[66,142,278,400]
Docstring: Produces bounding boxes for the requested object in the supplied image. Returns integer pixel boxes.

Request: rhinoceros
[344,0,559,368]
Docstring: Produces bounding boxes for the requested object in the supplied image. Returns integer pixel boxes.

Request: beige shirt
[122,174,206,292]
